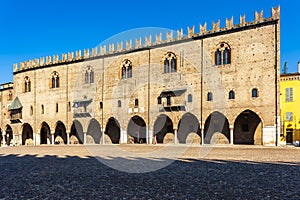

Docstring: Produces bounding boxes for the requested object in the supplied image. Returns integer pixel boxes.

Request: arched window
[157,97,162,105]
[8,92,13,101]
[214,43,231,65]
[134,98,139,107]
[163,52,177,73]
[118,100,122,107]
[84,66,94,84]
[207,92,213,101]
[24,76,31,93]
[215,49,222,66]
[56,103,59,113]
[252,88,258,98]
[229,90,235,100]
[41,105,44,114]
[51,72,59,88]
[121,59,133,79]
[223,47,231,64]
[188,94,193,103]
[68,102,71,112]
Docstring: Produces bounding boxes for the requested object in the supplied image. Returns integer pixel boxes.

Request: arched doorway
[70,120,83,144]
[178,113,201,144]
[204,112,230,144]
[127,116,146,144]
[5,125,13,146]
[234,110,262,145]
[40,122,51,144]
[153,114,174,144]
[22,123,34,145]
[54,121,67,144]
[105,117,121,144]
[87,119,102,144]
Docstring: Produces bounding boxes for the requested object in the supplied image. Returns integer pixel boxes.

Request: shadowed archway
[40,122,51,144]
[153,114,174,144]
[105,117,121,144]
[55,121,67,144]
[87,119,102,144]
[5,125,13,146]
[22,123,34,145]
[127,116,146,144]
[178,113,201,144]
[204,112,230,144]
[70,120,84,144]
[234,110,262,145]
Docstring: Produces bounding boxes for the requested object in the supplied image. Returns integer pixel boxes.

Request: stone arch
[40,122,51,145]
[22,123,34,145]
[54,121,67,144]
[87,118,102,144]
[153,114,174,144]
[5,125,13,146]
[178,113,201,144]
[234,110,262,145]
[105,117,121,144]
[204,111,230,144]
[70,120,84,144]
[127,115,146,144]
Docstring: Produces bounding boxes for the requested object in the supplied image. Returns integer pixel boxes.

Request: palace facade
[0,7,280,146]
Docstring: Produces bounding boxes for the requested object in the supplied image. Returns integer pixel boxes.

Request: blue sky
[0,0,298,84]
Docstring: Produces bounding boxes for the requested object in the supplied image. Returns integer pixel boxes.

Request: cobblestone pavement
[0,145,299,199]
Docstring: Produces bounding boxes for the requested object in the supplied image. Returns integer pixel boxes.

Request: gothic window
[68,102,71,112]
[51,71,59,88]
[41,105,44,114]
[252,88,258,98]
[24,76,31,93]
[229,90,235,100]
[84,66,94,84]
[118,100,122,107]
[214,43,231,65]
[188,94,193,103]
[30,106,33,116]
[163,52,177,73]
[207,92,213,101]
[121,59,133,79]
[56,103,59,113]
[8,92,13,101]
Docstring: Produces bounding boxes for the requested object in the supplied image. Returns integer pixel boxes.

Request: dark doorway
[5,125,13,146]
[154,114,174,144]
[105,118,121,144]
[128,116,146,144]
[40,122,51,144]
[22,123,34,145]
[286,128,293,144]
[234,110,262,145]
[54,121,67,144]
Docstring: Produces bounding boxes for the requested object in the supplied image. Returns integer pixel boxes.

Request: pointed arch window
[229,90,235,100]
[121,59,133,79]
[214,43,231,65]
[30,106,33,116]
[84,66,94,84]
[51,71,60,88]
[207,92,213,101]
[134,98,139,107]
[252,88,258,98]
[41,104,44,114]
[163,52,177,73]
[118,100,122,107]
[24,76,31,93]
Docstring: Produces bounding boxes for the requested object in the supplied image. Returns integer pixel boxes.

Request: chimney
[298,61,300,73]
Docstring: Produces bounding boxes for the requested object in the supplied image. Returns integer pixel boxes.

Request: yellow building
[280,61,300,144]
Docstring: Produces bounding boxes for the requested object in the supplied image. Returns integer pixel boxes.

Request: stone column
[148,129,153,145]
[51,132,55,145]
[230,126,234,145]
[201,128,205,145]
[67,132,70,145]
[174,129,178,144]
[2,132,5,146]
[121,129,127,144]
[83,132,87,145]
[101,128,105,145]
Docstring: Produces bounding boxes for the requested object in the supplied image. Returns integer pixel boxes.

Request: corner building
[0,7,280,146]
